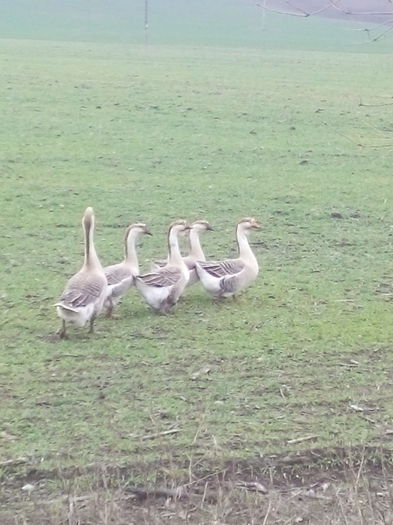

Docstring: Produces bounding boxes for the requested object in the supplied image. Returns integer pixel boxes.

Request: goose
[104,223,152,317]
[153,219,213,286]
[55,207,108,338]
[135,220,190,314]
[195,217,260,299]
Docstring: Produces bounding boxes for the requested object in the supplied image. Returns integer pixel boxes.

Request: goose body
[153,220,213,286]
[195,217,260,299]
[55,207,107,337]
[135,220,190,314]
[104,223,151,317]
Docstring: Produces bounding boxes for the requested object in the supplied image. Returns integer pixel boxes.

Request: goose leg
[106,300,114,319]
[57,320,67,339]
[88,316,96,334]
[158,303,173,315]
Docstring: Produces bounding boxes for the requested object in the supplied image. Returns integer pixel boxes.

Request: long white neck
[237,226,257,267]
[189,229,205,260]
[168,228,183,266]
[124,230,139,273]
[83,218,102,271]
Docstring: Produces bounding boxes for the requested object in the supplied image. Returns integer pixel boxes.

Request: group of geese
[55,207,261,338]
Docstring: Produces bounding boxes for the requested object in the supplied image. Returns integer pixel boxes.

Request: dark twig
[125,485,187,500]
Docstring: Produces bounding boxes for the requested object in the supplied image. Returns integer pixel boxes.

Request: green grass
[1,38,393,493]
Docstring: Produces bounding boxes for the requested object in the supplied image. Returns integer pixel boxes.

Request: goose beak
[252,221,261,230]
[144,228,153,236]
[207,224,214,231]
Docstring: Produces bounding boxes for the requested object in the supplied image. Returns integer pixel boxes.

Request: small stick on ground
[125,485,187,500]
[287,435,318,445]
[48,353,84,361]
[0,456,28,467]
[262,499,272,525]
[129,428,181,440]
[236,480,268,494]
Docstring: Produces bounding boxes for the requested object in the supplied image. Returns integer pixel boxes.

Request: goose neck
[167,228,183,265]
[236,225,254,261]
[189,229,204,259]
[83,217,101,270]
[124,230,139,272]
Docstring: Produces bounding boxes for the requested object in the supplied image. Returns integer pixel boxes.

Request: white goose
[55,207,108,338]
[104,223,152,317]
[195,217,260,299]
[135,220,190,314]
[153,219,213,286]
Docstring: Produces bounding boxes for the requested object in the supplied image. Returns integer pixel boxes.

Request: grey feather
[58,272,106,309]
[136,267,181,288]
[197,259,244,278]
[105,265,133,286]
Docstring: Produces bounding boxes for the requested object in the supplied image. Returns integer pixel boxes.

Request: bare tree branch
[371,24,393,41]
[287,1,332,17]
[256,2,332,18]
[329,0,393,16]
[257,1,393,42]
[256,2,309,17]
[285,0,309,16]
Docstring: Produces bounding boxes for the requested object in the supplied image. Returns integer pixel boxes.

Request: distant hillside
[0,0,391,50]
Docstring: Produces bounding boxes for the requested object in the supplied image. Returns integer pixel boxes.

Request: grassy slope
[1,39,393,485]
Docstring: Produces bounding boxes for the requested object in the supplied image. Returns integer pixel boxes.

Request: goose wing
[58,273,106,309]
[219,274,242,294]
[137,267,181,288]
[105,264,133,286]
[197,259,244,278]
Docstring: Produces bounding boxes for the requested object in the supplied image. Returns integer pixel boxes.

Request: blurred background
[1,0,392,50]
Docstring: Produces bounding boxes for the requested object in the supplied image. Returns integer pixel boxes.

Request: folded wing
[57,274,106,310]
[136,267,182,288]
[197,259,244,278]
[105,265,133,286]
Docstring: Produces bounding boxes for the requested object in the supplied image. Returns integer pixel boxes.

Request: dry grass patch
[2,446,393,524]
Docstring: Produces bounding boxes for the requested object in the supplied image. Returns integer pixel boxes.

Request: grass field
[1,37,393,522]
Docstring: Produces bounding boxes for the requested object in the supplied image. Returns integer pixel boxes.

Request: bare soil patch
[2,446,392,524]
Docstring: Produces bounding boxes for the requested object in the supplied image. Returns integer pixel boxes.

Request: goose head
[237,217,261,235]
[126,223,152,239]
[190,219,214,233]
[83,206,95,230]
[168,219,190,236]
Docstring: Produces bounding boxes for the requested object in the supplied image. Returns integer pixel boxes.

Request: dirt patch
[3,445,392,489]
[2,446,393,524]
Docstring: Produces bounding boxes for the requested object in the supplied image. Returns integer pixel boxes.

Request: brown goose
[104,223,152,317]
[153,219,213,286]
[195,217,260,299]
[55,207,107,338]
[134,220,190,314]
